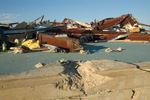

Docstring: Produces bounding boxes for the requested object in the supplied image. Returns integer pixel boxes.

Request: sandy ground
[1,59,150,100]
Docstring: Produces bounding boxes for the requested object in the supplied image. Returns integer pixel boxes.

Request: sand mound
[56,61,112,92]
[77,61,112,89]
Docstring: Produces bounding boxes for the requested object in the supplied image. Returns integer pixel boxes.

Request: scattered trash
[9,46,30,54]
[55,34,68,38]
[42,44,67,53]
[14,39,19,46]
[35,62,44,68]
[105,48,113,53]
[58,59,69,64]
[79,49,90,54]
[94,40,98,42]
[2,42,7,52]
[105,47,122,53]
[43,44,57,52]
[116,47,122,52]
[14,39,25,46]
[52,47,67,53]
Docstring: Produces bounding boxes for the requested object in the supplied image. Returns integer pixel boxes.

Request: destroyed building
[0,14,150,53]
[1,14,150,100]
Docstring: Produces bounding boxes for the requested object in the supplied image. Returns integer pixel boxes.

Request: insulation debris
[22,39,40,50]
[9,46,30,54]
[105,47,122,53]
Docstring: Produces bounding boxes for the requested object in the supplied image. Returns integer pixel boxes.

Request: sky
[0,0,150,28]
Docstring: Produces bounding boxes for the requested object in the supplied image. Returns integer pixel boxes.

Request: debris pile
[9,46,30,54]
[1,14,150,54]
[22,39,40,50]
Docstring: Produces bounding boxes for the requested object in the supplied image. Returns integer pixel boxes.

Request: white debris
[35,62,44,68]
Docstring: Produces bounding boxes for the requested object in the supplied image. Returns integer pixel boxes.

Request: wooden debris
[108,39,149,43]
[80,49,90,54]
[81,43,94,45]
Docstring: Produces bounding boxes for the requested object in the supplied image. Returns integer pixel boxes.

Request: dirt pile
[56,61,112,92]
[77,61,112,89]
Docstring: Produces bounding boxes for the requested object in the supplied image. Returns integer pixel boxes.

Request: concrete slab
[0,61,64,80]
[0,59,136,81]
[0,59,150,100]
[0,42,150,75]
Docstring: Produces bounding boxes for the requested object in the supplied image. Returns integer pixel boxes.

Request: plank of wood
[108,39,149,43]
[81,43,94,45]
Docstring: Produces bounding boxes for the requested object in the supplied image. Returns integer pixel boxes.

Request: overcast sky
[0,0,150,28]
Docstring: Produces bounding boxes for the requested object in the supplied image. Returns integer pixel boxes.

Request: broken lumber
[108,39,149,43]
